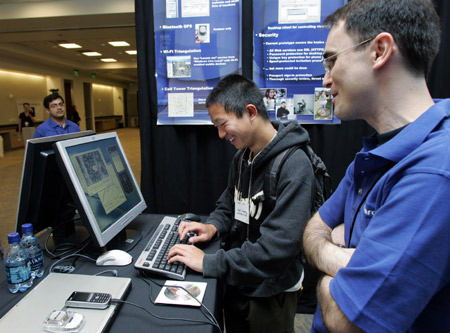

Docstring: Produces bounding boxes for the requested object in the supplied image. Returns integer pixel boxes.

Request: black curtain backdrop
[135,0,449,215]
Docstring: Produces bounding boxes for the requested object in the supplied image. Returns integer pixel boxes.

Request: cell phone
[65,291,112,309]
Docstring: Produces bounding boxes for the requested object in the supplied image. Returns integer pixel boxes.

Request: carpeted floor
[0,127,313,332]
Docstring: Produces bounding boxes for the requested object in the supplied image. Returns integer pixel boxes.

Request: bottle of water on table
[4,232,33,293]
[20,223,44,279]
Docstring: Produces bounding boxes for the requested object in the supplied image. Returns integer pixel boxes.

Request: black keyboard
[134,216,191,280]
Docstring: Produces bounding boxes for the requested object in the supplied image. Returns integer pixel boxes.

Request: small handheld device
[43,310,84,332]
[65,291,112,309]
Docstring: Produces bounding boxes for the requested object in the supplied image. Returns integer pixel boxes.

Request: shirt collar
[48,117,67,128]
[365,99,450,163]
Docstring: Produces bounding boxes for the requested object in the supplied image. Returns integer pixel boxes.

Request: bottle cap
[8,232,21,244]
[21,223,34,234]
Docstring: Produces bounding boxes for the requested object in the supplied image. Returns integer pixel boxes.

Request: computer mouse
[178,213,201,222]
[96,250,133,266]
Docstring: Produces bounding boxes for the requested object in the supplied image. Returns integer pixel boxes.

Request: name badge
[235,199,249,224]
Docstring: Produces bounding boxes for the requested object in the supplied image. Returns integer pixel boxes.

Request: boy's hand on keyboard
[179,222,217,243]
[167,244,205,273]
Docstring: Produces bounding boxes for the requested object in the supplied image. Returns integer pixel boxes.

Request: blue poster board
[253,0,346,124]
[153,0,242,125]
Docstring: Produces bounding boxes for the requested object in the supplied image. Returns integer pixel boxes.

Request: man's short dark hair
[43,94,64,109]
[23,102,30,107]
[324,0,440,77]
[206,74,269,120]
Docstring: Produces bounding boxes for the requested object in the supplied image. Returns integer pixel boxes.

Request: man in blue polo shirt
[303,0,449,332]
[33,94,80,138]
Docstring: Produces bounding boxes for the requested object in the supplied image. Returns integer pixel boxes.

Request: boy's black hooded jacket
[203,121,314,297]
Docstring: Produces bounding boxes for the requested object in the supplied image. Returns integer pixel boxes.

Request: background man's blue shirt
[33,118,80,138]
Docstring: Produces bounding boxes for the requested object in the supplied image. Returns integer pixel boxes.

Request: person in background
[276,101,290,119]
[263,88,277,111]
[317,90,328,117]
[168,74,314,333]
[33,94,80,139]
[302,0,450,332]
[18,102,36,141]
[71,105,81,125]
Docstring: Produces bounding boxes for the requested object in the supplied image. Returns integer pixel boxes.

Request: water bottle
[4,232,33,293]
[20,223,44,279]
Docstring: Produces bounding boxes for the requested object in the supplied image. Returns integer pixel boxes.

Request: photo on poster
[274,88,287,104]
[276,99,294,120]
[261,88,277,111]
[182,0,210,18]
[195,23,210,43]
[293,94,314,115]
[168,92,194,117]
[166,0,179,18]
[278,0,321,24]
[261,88,287,112]
[314,88,333,120]
[167,55,192,78]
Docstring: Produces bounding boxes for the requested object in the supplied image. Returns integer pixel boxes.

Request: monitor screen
[16,131,96,237]
[53,132,147,249]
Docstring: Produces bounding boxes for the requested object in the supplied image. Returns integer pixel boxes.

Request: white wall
[0,68,127,130]
[0,0,135,130]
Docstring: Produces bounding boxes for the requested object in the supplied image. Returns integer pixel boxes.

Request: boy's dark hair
[324,0,440,77]
[206,74,269,120]
[43,94,64,109]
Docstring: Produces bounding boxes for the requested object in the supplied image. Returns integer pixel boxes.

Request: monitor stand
[104,228,142,252]
[37,219,142,254]
[37,219,89,253]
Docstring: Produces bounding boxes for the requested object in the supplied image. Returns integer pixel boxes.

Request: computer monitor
[53,132,147,250]
[16,131,96,238]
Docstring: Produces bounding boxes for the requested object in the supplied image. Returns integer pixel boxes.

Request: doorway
[83,83,94,131]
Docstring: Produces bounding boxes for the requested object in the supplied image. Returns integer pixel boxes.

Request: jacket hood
[248,120,310,172]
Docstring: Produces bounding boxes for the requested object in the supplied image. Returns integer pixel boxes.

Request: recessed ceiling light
[126,50,137,55]
[108,41,130,47]
[58,43,82,49]
[82,52,102,56]
[101,58,117,62]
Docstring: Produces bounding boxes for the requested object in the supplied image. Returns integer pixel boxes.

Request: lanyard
[347,163,393,247]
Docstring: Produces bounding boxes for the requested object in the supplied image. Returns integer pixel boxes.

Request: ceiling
[0,0,138,85]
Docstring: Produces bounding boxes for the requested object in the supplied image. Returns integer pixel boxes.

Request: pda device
[65,291,112,309]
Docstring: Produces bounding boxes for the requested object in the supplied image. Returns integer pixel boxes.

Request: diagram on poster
[166,0,179,18]
[182,0,210,17]
[278,0,321,24]
[168,93,194,117]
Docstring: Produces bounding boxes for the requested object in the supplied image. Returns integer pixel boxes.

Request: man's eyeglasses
[49,102,64,108]
[322,37,374,73]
